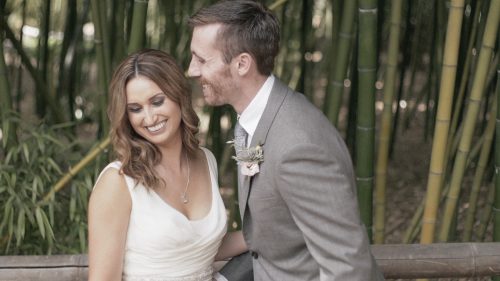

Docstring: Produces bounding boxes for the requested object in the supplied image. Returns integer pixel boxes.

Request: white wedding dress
[95,147,227,281]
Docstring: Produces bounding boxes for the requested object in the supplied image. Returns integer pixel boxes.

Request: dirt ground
[382,113,493,281]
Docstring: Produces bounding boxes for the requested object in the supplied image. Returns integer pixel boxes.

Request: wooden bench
[1,243,499,280]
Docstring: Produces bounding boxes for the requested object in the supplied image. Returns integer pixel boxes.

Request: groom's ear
[235,53,252,76]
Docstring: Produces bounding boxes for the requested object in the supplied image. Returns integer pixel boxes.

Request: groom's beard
[199,69,237,107]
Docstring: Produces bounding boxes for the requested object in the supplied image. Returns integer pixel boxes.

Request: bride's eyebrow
[127,93,165,106]
[149,93,165,100]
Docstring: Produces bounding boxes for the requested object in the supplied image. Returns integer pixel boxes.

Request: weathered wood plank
[0,243,499,280]
[372,243,500,278]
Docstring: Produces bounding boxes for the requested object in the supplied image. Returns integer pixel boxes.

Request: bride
[88,49,247,281]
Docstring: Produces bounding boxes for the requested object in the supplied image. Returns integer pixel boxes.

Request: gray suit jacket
[236,78,384,281]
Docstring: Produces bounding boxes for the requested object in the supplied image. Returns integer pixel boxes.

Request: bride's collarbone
[155,156,212,219]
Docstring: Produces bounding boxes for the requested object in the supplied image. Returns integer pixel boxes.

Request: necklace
[180,152,190,204]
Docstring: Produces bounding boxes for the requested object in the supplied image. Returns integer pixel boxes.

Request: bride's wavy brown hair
[108,49,200,190]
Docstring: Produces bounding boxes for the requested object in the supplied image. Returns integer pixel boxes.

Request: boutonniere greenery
[227,140,264,176]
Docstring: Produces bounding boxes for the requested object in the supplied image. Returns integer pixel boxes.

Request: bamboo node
[331,80,344,87]
[356,125,374,131]
[356,176,374,181]
[357,67,376,73]
[358,8,377,14]
[467,97,481,103]
[448,3,465,9]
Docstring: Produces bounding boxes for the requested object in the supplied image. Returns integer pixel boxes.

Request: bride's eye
[127,106,141,113]
[152,97,165,107]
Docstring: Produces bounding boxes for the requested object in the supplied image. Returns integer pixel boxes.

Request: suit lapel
[239,79,289,220]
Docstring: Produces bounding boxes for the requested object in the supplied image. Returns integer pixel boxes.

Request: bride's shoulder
[199,147,217,165]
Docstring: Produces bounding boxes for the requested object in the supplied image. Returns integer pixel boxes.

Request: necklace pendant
[181,194,189,204]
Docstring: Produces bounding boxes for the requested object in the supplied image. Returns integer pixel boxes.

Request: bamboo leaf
[11,174,16,187]
[35,207,46,239]
[7,209,14,239]
[22,143,30,163]
[32,176,39,202]
[49,203,54,226]
[0,196,14,233]
[70,191,76,221]
[23,204,35,225]
[47,158,63,175]
[79,224,86,252]
[1,120,9,148]
[43,134,64,147]
[4,149,13,165]
[41,210,55,241]
[16,209,26,246]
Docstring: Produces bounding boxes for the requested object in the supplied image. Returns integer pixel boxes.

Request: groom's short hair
[188,0,280,76]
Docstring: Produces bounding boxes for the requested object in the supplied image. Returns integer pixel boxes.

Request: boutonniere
[227,140,264,176]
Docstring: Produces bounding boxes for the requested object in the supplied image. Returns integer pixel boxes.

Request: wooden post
[0,243,499,280]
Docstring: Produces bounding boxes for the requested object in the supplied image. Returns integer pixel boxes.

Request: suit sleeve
[276,143,375,280]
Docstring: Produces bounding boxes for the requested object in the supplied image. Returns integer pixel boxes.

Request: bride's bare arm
[215,230,248,261]
[88,168,131,281]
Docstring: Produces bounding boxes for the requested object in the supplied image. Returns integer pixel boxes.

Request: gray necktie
[234,121,248,185]
[234,121,248,155]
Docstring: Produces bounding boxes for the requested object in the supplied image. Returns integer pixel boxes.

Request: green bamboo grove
[0,0,499,257]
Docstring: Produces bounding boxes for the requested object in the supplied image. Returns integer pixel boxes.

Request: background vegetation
[0,0,499,268]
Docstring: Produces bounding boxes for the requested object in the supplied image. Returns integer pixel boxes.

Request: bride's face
[125,76,182,147]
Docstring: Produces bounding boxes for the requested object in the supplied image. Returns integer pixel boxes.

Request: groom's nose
[187,59,200,78]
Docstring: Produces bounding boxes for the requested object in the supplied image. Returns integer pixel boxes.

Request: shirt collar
[238,75,275,143]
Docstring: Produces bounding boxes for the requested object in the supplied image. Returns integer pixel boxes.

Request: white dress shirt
[238,75,275,147]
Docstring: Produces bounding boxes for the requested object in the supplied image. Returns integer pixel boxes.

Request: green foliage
[0,113,106,254]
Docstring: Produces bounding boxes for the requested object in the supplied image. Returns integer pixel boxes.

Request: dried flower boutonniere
[227,140,264,176]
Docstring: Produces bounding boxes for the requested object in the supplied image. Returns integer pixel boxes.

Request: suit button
[250,251,259,259]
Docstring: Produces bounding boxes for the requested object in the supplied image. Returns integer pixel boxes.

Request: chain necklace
[180,152,190,204]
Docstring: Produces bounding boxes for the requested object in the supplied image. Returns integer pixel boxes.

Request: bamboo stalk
[127,0,149,53]
[42,137,110,202]
[111,0,126,65]
[400,0,425,130]
[447,0,482,151]
[0,9,16,148]
[494,28,500,278]
[463,101,496,241]
[326,0,356,125]
[374,0,402,244]
[36,0,51,117]
[356,0,378,240]
[90,0,110,135]
[438,0,500,242]
[419,0,466,244]
[98,0,111,78]
[1,17,64,123]
[322,0,342,114]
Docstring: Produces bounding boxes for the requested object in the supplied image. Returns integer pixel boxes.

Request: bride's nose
[143,108,156,125]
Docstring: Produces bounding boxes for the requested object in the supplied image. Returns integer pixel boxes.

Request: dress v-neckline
[152,148,215,222]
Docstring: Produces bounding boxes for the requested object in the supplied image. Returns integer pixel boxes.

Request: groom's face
[188,24,239,107]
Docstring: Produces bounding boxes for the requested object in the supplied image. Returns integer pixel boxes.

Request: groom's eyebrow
[192,51,208,62]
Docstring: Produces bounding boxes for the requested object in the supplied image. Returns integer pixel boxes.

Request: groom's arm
[276,143,376,280]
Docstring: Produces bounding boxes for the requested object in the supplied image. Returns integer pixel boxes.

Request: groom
[188,1,384,280]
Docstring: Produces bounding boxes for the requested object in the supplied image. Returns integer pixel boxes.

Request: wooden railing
[0,243,499,280]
